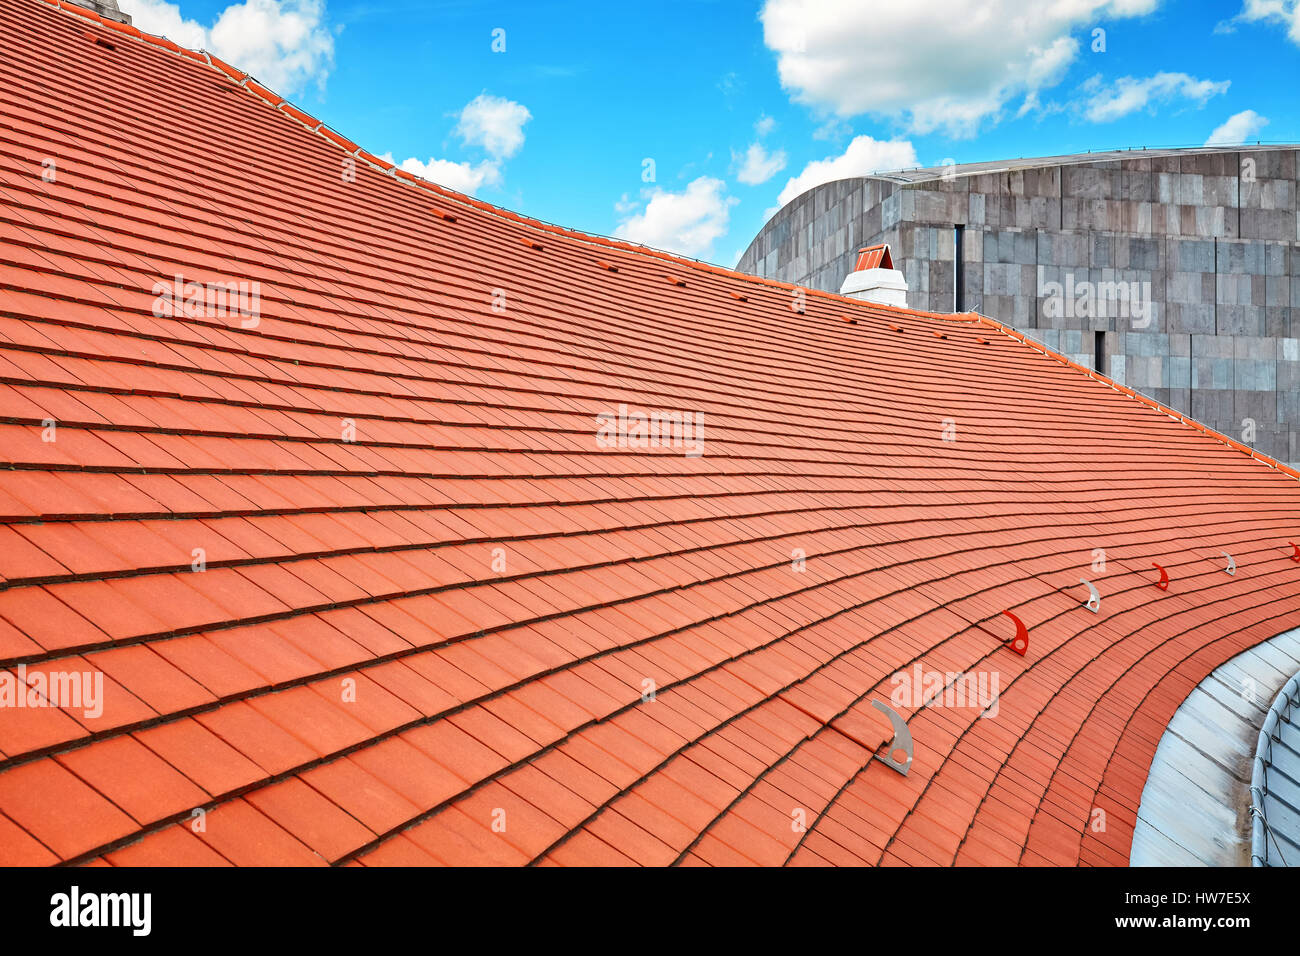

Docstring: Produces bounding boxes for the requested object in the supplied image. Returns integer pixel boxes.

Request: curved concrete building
[739,147,1300,465]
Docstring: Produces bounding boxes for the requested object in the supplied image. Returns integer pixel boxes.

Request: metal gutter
[1250,672,1300,865]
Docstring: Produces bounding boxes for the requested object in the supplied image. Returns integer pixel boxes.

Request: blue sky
[119,0,1300,266]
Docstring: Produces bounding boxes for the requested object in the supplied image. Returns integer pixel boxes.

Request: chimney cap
[841,244,908,307]
[854,244,893,272]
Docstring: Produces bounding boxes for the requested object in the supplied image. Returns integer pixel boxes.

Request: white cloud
[1205,109,1270,145]
[759,0,1161,137]
[776,135,919,206]
[378,93,531,197]
[119,0,334,94]
[755,115,777,137]
[614,177,738,259]
[455,94,532,159]
[1080,72,1229,122]
[381,154,501,196]
[1239,0,1300,43]
[1024,35,1079,90]
[734,142,788,185]
[117,0,207,47]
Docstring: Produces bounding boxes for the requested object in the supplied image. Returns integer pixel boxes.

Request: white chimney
[840,244,908,308]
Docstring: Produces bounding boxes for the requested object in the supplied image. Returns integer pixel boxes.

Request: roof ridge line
[971,312,1300,483]
[862,143,1300,182]
[33,0,936,318]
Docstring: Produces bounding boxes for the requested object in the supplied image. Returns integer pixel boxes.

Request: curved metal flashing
[1250,673,1300,865]
[1130,627,1300,866]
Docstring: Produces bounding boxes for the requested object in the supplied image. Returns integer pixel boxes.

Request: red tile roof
[1,0,1299,867]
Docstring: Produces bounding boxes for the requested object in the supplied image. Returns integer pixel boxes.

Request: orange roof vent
[854,244,894,271]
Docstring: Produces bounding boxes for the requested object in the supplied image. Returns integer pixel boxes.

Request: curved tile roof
[1,0,1300,867]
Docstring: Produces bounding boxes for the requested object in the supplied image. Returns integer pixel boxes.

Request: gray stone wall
[738,148,1300,465]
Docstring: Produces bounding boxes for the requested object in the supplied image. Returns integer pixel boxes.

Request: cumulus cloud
[759,0,1161,137]
[1238,0,1300,43]
[734,142,788,185]
[1205,109,1270,145]
[381,94,531,197]
[117,0,207,47]
[380,154,501,196]
[119,0,334,94]
[455,94,532,159]
[1080,72,1229,122]
[776,135,919,206]
[614,177,738,259]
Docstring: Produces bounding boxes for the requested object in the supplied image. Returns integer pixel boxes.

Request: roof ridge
[865,143,1300,183]
[34,0,926,316]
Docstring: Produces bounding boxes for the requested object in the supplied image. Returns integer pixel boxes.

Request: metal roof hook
[1151,563,1170,590]
[1290,542,1300,563]
[870,700,913,776]
[1000,609,1029,656]
[1079,577,1101,613]
[1222,551,1236,575]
